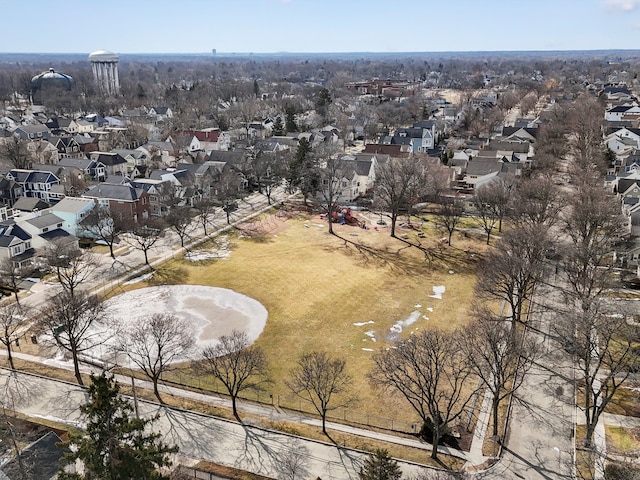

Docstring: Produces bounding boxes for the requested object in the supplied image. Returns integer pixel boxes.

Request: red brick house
[82,183,151,224]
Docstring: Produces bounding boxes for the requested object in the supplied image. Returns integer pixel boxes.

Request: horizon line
[2,48,640,56]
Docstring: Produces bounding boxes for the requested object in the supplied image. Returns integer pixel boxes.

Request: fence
[164,370,416,434]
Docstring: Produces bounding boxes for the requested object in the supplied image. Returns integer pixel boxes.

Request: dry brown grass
[148,213,485,427]
[606,425,640,456]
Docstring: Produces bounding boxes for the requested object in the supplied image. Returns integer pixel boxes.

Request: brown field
[155,210,486,428]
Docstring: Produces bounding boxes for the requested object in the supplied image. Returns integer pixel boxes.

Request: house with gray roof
[49,196,96,237]
[82,183,150,224]
[0,221,34,268]
[5,169,62,203]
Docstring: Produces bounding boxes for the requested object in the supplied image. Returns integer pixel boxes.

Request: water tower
[89,49,120,96]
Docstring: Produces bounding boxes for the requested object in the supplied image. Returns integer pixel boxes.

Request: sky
[0,0,639,54]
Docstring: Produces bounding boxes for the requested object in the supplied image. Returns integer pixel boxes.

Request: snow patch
[362,348,374,352]
[429,285,446,299]
[389,311,422,335]
[123,272,153,285]
[353,321,374,326]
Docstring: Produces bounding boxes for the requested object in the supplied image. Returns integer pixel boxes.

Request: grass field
[149,210,485,427]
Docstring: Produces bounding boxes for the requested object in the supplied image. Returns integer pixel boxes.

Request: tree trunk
[6,343,14,370]
[448,230,453,246]
[144,249,150,266]
[109,243,115,259]
[328,215,334,235]
[431,426,440,459]
[153,378,163,404]
[321,412,327,435]
[492,396,500,437]
[232,396,240,422]
[390,213,397,237]
[71,349,84,385]
[13,290,19,306]
[486,229,492,245]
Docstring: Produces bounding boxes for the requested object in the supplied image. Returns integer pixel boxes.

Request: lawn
[150,210,485,428]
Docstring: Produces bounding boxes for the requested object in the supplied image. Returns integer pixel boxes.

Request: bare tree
[165,205,195,248]
[472,185,500,245]
[40,239,97,298]
[79,205,128,259]
[0,136,31,169]
[286,351,357,437]
[213,170,244,225]
[121,313,195,404]
[369,328,477,459]
[477,225,550,330]
[0,303,30,370]
[252,150,287,205]
[126,217,166,266]
[510,175,562,228]
[556,299,639,447]
[192,196,218,237]
[562,182,626,310]
[460,306,539,438]
[433,195,463,246]
[38,290,110,385]
[0,257,31,305]
[200,330,269,422]
[374,156,435,237]
[316,152,352,235]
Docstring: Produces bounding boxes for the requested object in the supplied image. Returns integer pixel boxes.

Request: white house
[49,196,96,237]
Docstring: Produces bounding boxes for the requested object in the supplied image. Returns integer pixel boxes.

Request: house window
[57,223,62,228]
[25,241,31,249]
[42,227,48,233]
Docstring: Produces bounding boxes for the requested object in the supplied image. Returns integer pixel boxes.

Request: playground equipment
[331,207,366,228]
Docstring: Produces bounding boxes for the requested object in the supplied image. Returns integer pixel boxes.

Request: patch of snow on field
[427,307,433,312]
[364,330,376,342]
[389,311,422,335]
[43,286,268,369]
[123,272,153,285]
[362,348,374,352]
[429,285,446,299]
[353,321,374,326]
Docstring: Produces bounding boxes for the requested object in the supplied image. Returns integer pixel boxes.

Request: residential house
[49,196,96,237]
[89,152,128,176]
[605,105,640,122]
[0,431,68,480]
[12,196,50,213]
[137,140,180,168]
[14,124,51,140]
[149,168,201,206]
[0,177,24,208]
[148,107,173,122]
[112,148,148,175]
[362,143,410,158]
[50,136,83,158]
[186,129,231,153]
[5,169,63,203]
[58,156,107,181]
[0,221,33,268]
[82,183,151,224]
[19,212,77,250]
[129,178,169,216]
[26,139,59,164]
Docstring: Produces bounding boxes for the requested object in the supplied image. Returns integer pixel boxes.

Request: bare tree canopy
[125,217,166,266]
[0,303,30,370]
[38,291,110,385]
[369,328,477,459]
[40,239,97,298]
[200,330,269,421]
[555,299,640,447]
[460,306,539,437]
[0,136,31,169]
[121,313,195,403]
[286,350,357,436]
[79,205,128,259]
[477,224,550,329]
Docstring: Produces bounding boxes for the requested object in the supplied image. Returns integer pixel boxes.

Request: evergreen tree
[272,116,285,136]
[284,104,297,133]
[287,137,319,202]
[253,79,260,98]
[58,373,177,480]
[358,449,402,480]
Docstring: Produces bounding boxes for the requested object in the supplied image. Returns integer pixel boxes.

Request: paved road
[0,368,441,480]
[482,279,575,480]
